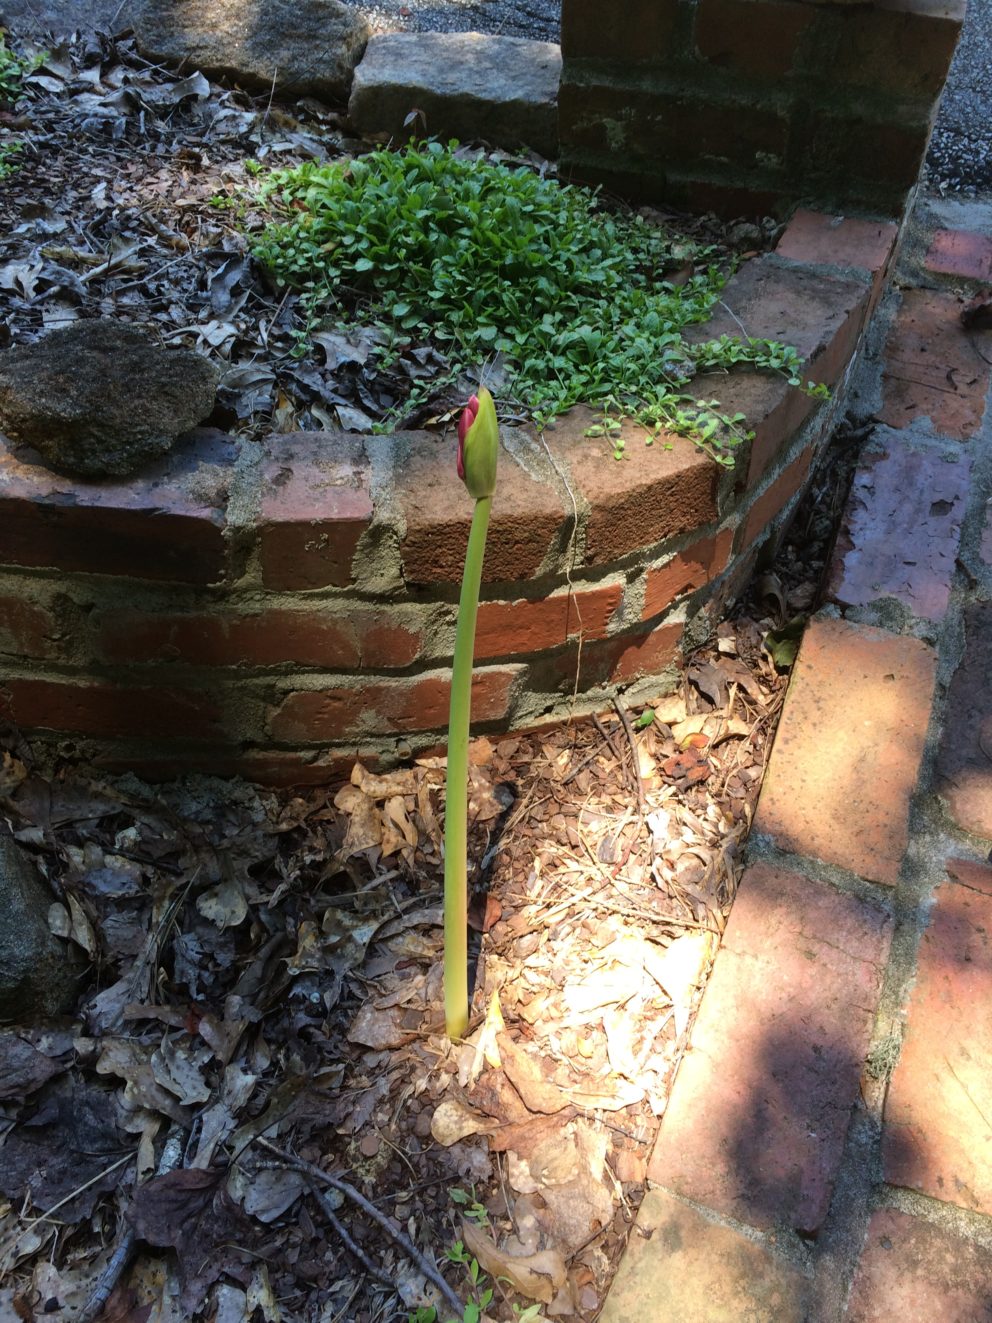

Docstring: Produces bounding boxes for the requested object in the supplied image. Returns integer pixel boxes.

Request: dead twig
[256,1139,464,1318]
[308,1182,395,1290]
[78,1129,184,1323]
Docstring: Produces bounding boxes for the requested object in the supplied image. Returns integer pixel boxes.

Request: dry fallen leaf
[430,1098,497,1146]
[461,1220,567,1305]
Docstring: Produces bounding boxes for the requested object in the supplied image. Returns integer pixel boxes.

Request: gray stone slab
[349,31,560,158]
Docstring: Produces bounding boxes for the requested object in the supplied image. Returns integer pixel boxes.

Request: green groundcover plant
[249,141,823,464]
[0,32,38,104]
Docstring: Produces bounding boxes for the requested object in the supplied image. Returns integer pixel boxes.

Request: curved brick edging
[0,211,896,783]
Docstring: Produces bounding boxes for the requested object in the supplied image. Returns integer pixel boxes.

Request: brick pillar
[558,0,965,218]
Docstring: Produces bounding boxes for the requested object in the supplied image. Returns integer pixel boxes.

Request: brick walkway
[601,201,992,1320]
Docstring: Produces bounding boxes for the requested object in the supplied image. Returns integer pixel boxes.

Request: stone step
[348,32,561,159]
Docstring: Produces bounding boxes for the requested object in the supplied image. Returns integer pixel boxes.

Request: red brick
[754,617,936,885]
[695,0,815,79]
[800,115,930,196]
[561,0,679,59]
[683,177,785,220]
[946,857,992,897]
[559,82,788,172]
[694,256,869,394]
[0,430,231,584]
[777,210,898,279]
[259,433,372,591]
[398,431,566,585]
[474,583,621,661]
[600,1189,809,1323]
[740,446,813,549]
[544,408,718,565]
[269,667,520,742]
[827,446,970,624]
[845,1208,992,1322]
[648,861,892,1234]
[610,620,683,682]
[884,875,992,1214]
[880,289,992,439]
[0,594,58,658]
[0,677,223,740]
[814,3,963,101]
[641,529,733,620]
[937,603,992,839]
[925,228,992,282]
[98,608,420,669]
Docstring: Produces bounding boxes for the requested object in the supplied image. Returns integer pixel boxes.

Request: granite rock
[0,320,219,478]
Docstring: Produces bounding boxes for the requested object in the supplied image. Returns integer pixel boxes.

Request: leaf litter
[0,21,862,1323]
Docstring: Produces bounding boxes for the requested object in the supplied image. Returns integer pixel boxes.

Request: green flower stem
[444,494,492,1040]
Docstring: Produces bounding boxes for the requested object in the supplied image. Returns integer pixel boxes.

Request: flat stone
[349,32,560,158]
[600,1189,808,1323]
[0,833,83,1023]
[0,321,218,477]
[648,861,892,1234]
[936,602,992,838]
[827,443,970,624]
[883,872,992,1214]
[845,1208,992,1321]
[133,0,369,103]
[754,616,936,885]
[879,288,991,439]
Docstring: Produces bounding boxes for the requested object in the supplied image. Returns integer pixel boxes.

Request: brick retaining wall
[0,213,896,782]
[559,0,965,217]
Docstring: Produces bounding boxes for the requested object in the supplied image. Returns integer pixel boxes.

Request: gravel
[925,0,992,197]
[341,0,558,40]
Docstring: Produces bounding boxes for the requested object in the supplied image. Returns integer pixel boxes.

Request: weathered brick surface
[641,530,733,620]
[398,431,566,584]
[739,446,813,549]
[259,434,372,591]
[694,0,815,79]
[561,0,679,59]
[0,430,232,584]
[0,594,59,658]
[600,1189,809,1323]
[754,617,936,885]
[880,289,992,439]
[937,602,992,839]
[269,667,520,742]
[558,81,789,172]
[0,678,224,740]
[694,256,869,396]
[814,2,964,101]
[610,620,683,683]
[926,228,992,282]
[98,608,421,670]
[827,445,970,624]
[776,209,898,313]
[475,583,621,661]
[845,1209,992,1322]
[648,861,892,1234]
[883,870,992,1215]
[800,114,930,198]
[545,409,719,565]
